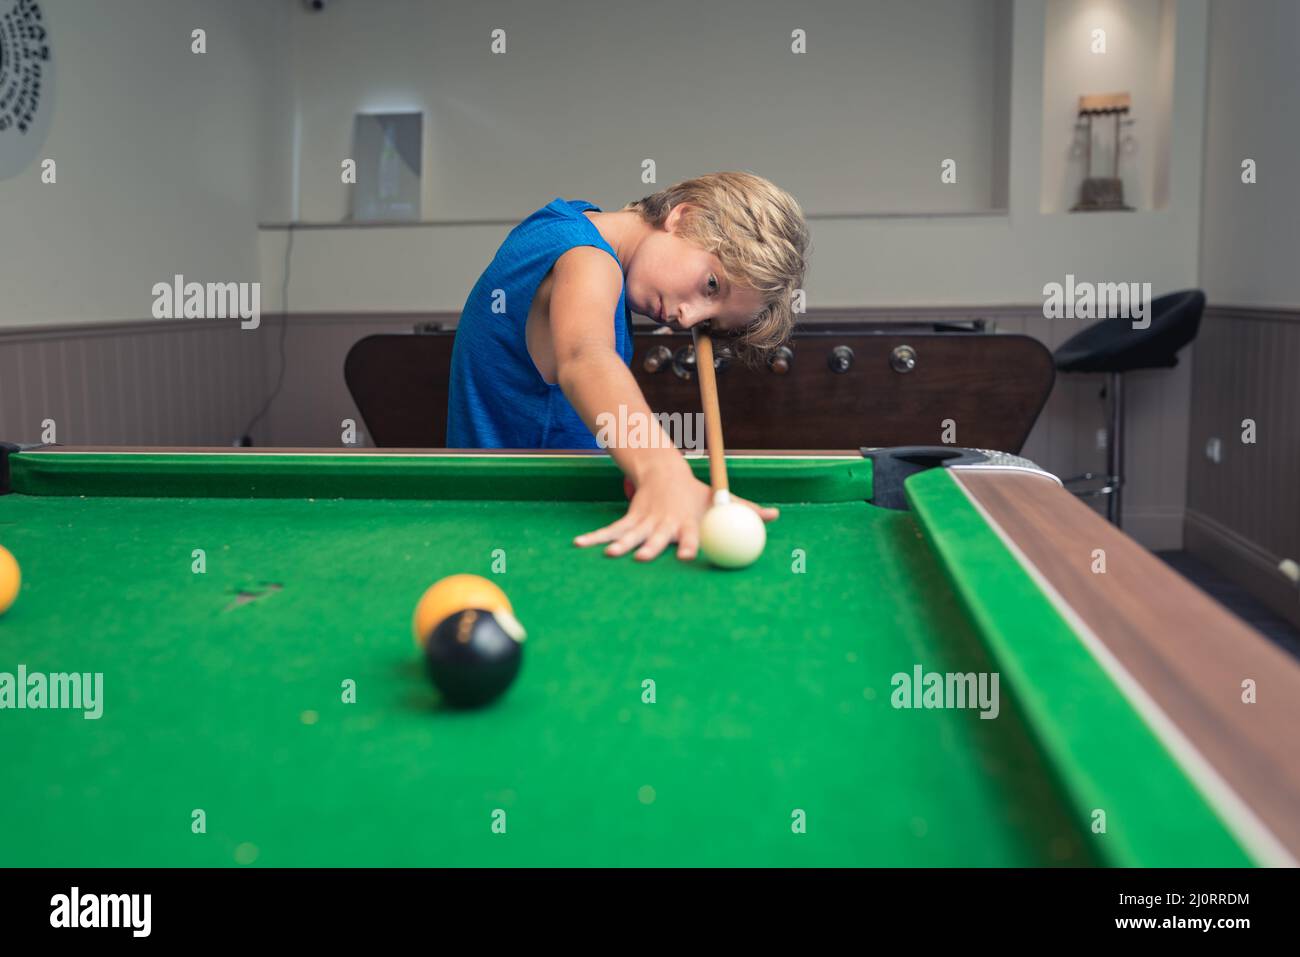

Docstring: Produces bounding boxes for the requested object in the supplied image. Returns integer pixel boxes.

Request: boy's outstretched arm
[547,247,774,562]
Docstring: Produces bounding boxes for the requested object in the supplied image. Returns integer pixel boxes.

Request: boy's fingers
[733,495,779,522]
[605,520,653,557]
[676,525,700,561]
[574,515,634,547]
[634,527,675,562]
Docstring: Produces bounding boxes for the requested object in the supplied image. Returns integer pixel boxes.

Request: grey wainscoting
[1185,306,1300,629]
[1,319,268,447]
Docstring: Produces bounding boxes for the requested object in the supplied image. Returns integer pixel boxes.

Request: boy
[448,172,809,563]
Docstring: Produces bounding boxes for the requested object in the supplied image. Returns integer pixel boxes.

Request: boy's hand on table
[573,462,779,562]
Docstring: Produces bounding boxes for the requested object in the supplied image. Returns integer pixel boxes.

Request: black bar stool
[1053,289,1205,527]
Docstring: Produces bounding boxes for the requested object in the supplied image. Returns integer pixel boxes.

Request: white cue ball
[1280,558,1300,583]
[700,501,766,569]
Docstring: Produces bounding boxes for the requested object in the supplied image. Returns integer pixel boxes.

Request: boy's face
[626,204,767,334]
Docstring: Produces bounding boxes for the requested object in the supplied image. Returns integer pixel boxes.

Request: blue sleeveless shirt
[446,199,633,448]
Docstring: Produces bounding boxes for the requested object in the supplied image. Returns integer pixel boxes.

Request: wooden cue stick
[692,326,729,495]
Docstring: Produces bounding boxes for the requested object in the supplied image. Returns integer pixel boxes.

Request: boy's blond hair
[625,172,809,360]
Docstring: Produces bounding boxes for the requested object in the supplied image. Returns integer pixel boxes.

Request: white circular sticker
[0,0,53,181]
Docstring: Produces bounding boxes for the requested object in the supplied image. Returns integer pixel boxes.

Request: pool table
[1,444,1297,867]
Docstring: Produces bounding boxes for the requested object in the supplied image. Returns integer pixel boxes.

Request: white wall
[1,1,1214,322]
[1199,0,1300,309]
[290,0,1008,223]
[260,0,1209,315]
[0,0,294,327]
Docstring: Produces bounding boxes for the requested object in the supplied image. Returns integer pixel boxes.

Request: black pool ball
[423,607,526,708]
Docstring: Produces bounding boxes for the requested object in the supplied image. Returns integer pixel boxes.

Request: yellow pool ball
[412,574,512,647]
[0,545,20,615]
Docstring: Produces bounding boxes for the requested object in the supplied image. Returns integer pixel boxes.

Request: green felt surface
[0,452,1247,866]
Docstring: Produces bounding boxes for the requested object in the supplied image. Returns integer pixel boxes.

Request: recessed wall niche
[1040,0,1176,214]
